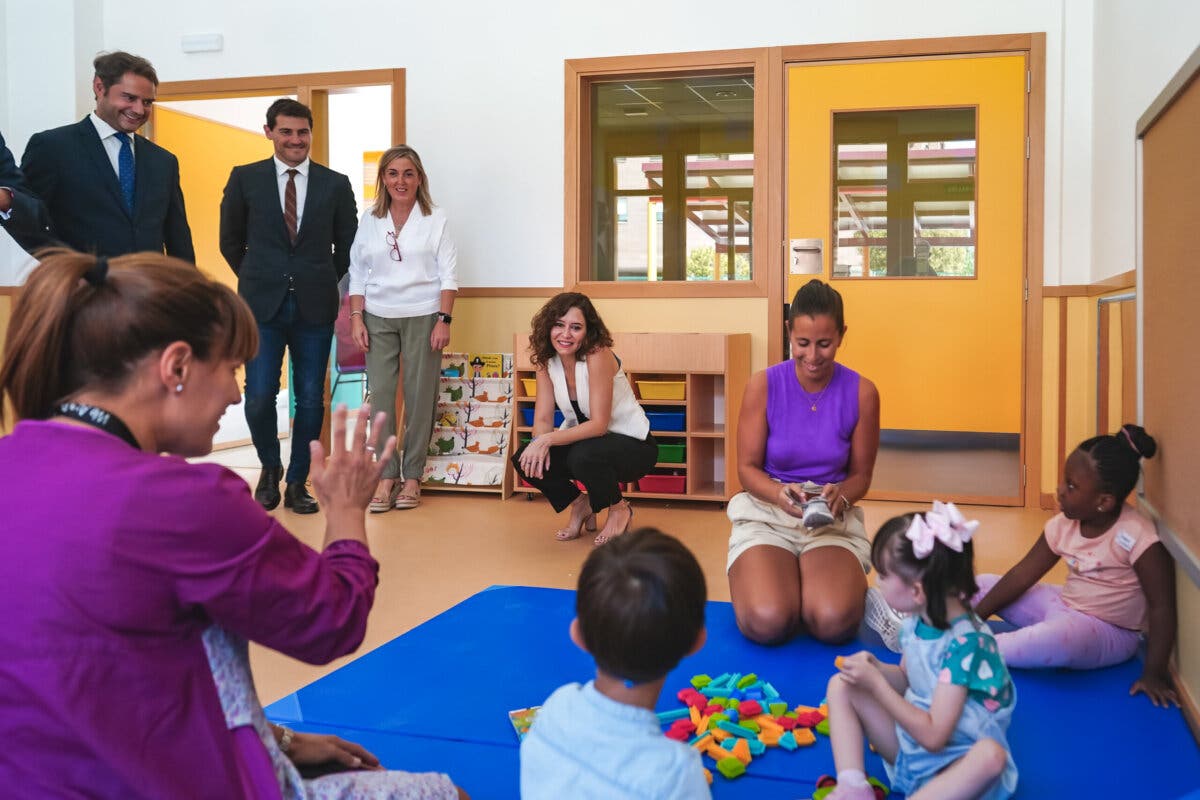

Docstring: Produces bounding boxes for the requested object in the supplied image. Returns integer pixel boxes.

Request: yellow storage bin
[521,378,538,397]
[637,380,686,401]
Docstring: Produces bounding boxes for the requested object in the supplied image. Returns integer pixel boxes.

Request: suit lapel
[76,118,130,220]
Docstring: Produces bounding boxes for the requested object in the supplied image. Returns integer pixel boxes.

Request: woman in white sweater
[348,145,457,511]
[513,293,657,545]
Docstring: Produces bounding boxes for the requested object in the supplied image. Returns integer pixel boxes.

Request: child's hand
[1130,670,1180,708]
[836,651,883,691]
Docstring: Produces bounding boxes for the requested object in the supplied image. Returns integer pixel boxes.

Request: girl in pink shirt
[974,425,1179,707]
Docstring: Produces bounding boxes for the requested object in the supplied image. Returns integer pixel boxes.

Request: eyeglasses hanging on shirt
[386,230,402,262]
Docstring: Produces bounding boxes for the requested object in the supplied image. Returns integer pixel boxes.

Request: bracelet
[349,310,363,318]
[277,724,295,753]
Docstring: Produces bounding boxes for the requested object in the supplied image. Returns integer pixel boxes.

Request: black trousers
[512,433,658,513]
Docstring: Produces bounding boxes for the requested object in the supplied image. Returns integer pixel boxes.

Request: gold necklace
[799,379,832,412]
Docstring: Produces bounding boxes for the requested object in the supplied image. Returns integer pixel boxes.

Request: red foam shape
[776,716,798,731]
[664,727,691,741]
[738,699,763,717]
[669,719,696,735]
[795,710,825,727]
[703,704,725,716]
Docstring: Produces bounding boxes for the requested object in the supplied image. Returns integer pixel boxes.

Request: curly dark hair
[527,292,613,368]
[1077,424,1157,502]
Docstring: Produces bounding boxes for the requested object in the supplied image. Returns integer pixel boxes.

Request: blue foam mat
[289,721,814,800]
[268,586,1200,798]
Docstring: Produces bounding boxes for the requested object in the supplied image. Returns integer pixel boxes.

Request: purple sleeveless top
[763,361,861,485]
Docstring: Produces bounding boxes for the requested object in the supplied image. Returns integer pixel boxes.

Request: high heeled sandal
[368,480,403,513]
[593,501,633,546]
[554,512,597,541]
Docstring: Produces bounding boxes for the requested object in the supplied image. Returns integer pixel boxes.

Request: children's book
[508,705,541,741]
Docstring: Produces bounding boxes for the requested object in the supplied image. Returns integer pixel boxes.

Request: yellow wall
[448,296,771,372]
[153,107,272,288]
[787,55,1027,434]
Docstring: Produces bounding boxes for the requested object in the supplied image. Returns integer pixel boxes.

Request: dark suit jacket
[0,130,52,253]
[219,158,357,326]
[20,117,194,261]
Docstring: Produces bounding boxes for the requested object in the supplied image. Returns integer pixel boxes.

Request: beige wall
[449,295,771,372]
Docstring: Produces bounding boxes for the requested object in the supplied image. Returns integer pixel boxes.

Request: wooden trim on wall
[1098,301,1112,433]
[157,68,401,100]
[1025,32,1047,509]
[0,286,20,297]
[766,46,786,363]
[563,48,771,299]
[1040,492,1056,510]
[1171,661,1200,745]
[1042,269,1137,297]
[456,287,560,298]
[777,33,1037,63]
[1057,301,1069,476]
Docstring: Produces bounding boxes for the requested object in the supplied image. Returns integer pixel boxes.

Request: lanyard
[55,402,141,450]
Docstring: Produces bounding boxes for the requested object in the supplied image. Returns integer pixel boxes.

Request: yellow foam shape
[758,729,782,746]
[689,705,702,728]
[835,655,846,669]
[753,714,784,733]
[793,727,817,746]
[731,737,752,765]
[711,728,732,742]
[702,767,713,785]
[705,743,728,762]
[819,703,828,716]
[794,704,820,714]
[697,714,710,733]
[691,734,712,750]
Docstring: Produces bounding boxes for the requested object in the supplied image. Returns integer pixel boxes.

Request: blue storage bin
[645,410,686,431]
[521,407,565,427]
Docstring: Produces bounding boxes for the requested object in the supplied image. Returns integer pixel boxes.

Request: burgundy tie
[284,169,298,243]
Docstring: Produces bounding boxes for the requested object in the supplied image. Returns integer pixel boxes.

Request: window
[580,69,756,284]
[833,108,977,278]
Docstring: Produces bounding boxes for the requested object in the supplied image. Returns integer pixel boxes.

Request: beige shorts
[726,490,871,573]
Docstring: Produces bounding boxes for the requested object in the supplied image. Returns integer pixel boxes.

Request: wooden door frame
[154,68,406,150]
[769,34,1045,508]
[153,68,406,452]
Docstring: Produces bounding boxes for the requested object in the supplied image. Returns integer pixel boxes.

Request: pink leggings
[973,574,1141,669]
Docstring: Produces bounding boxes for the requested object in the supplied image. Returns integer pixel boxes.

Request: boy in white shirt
[520,528,711,799]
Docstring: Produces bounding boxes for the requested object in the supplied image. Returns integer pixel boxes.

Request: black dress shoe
[284,482,319,514]
[254,467,283,510]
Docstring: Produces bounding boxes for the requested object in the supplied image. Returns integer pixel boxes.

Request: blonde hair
[370,145,434,219]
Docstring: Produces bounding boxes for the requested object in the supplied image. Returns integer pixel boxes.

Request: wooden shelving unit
[506,332,751,503]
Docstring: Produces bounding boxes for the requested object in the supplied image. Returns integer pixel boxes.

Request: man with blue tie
[220,99,357,513]
[21,51,193,260]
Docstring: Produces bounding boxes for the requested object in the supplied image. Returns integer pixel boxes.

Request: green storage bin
[657,443,686,463]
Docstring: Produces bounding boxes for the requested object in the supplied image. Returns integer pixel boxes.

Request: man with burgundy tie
[219,98,357,514]
[21,51,193,260]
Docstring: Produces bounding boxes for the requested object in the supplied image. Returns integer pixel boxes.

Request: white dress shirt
[273,156,309,232]
[347,205,458,318]
[89,113,135,177]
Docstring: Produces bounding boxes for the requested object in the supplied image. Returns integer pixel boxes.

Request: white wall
[1092,0,1200,282]
[2,0,1170,288]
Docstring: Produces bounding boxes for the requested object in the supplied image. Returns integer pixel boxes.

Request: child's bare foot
[593,500,633,546]
[554,495,597,541]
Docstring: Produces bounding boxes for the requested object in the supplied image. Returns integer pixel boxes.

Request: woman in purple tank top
[727,279,881,645]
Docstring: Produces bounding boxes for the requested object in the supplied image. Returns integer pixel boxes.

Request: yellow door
[787,54,1027,504]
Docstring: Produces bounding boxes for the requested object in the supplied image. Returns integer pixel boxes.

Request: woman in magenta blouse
[727,279,881,645]
[0,250,433,797]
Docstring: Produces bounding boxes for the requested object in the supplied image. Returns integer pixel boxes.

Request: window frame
[564,49,771,298]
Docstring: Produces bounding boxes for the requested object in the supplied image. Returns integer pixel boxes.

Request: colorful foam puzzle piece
[665,726,690,741]
[794,727,817,746]
[768,701,788,717]
[778,730,798,751]
[730,737,752,765]
[702,767,713,786]
[716,756,747,779]
[816,718,830,736]
[738,699,762,717]
[656,708,689,723]
[747,737,766,756]
[716,720,757,739]
[835,655,847,670]
[736,673,758,689]
[691,674,712,689]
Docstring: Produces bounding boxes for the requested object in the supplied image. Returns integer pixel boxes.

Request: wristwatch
[435,311,453,324]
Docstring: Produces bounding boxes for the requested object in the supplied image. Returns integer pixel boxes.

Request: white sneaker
[864,587,904,653]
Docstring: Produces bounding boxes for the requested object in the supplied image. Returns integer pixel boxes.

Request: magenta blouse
[0,420,379,798]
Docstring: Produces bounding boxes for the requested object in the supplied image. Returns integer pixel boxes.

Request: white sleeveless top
[546,352,650,440]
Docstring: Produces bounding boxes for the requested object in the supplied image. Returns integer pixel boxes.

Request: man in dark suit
[0,131,52,254]
[21,51,193,261]
[220,98,357,513]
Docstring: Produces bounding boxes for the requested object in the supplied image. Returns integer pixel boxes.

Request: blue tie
[114,132,135,212]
